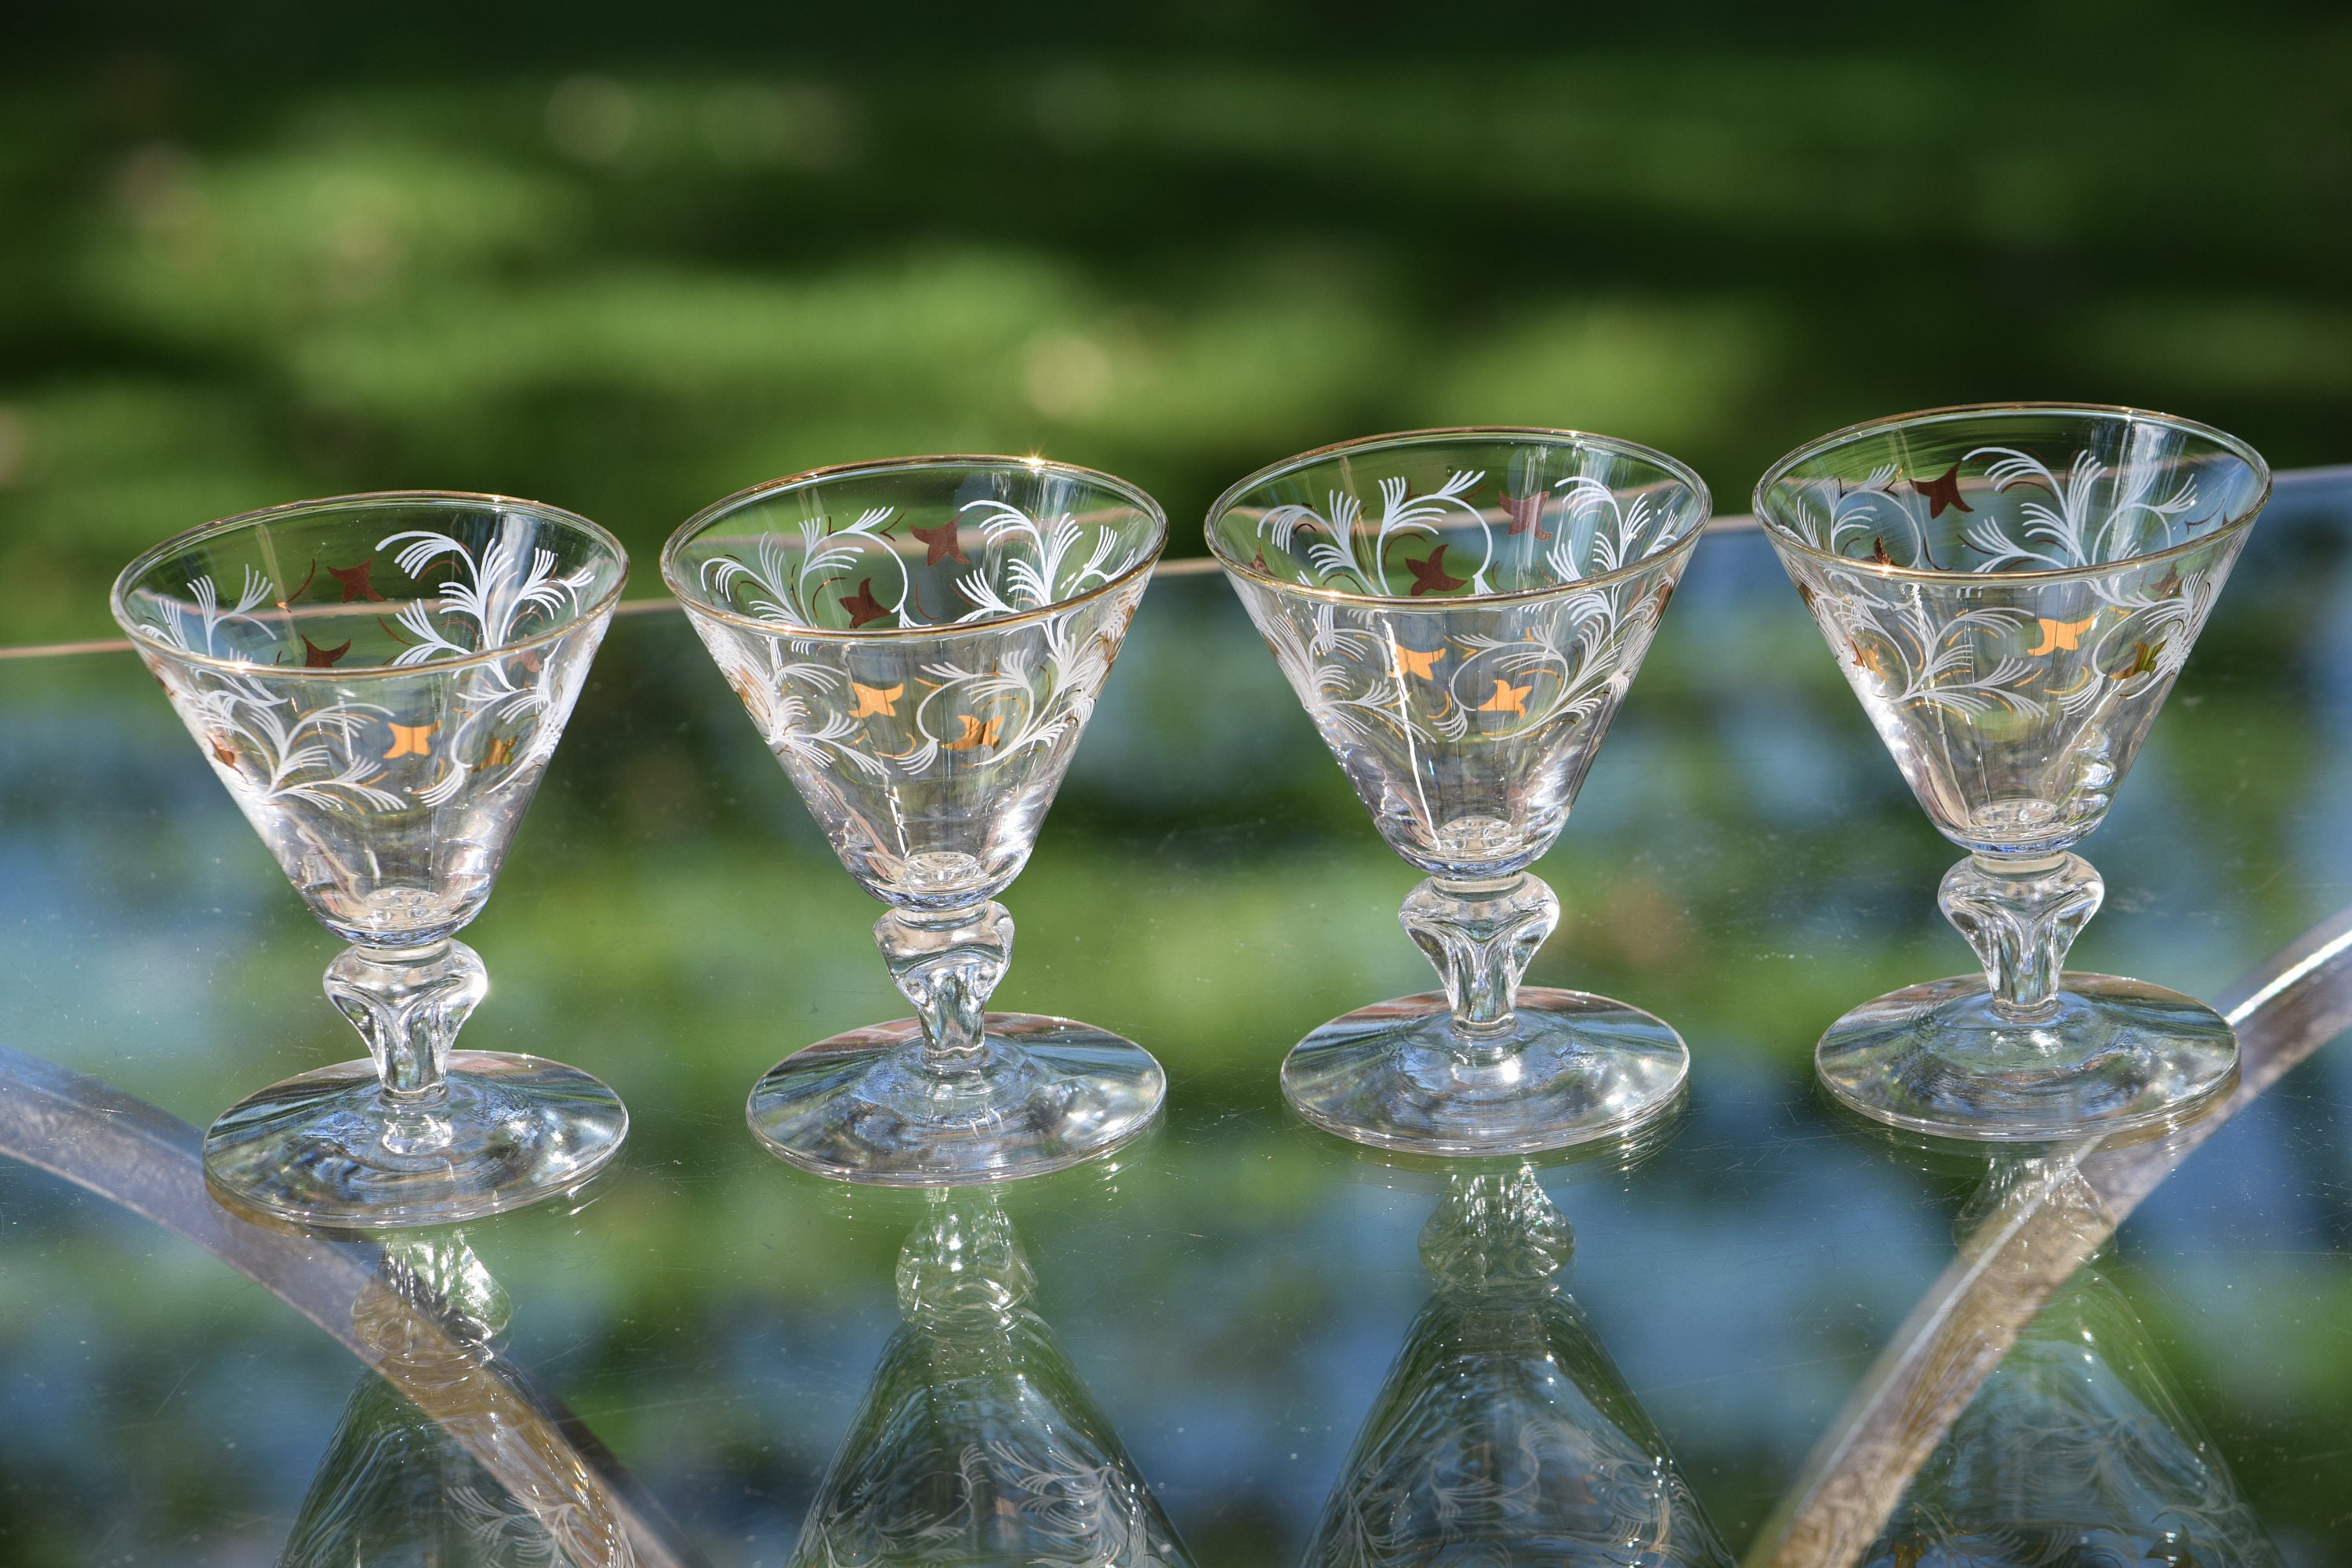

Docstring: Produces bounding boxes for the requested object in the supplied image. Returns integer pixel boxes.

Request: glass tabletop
[4,466,2352,1567]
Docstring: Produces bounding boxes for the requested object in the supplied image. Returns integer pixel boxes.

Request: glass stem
[1399,873,1560,1048]
[325,938,487,1152]
[365,1229,513,1353]
[877,902,1013,1075]
[1938,851,2103,1022]
[1419,1164,1574,1292]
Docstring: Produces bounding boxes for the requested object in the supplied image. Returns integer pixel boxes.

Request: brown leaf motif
[839,579,891,628]
[301,635,350,668]
[1406,545,1466,597]
[327,558,387,603]
[910,521,968,567]
[1913,461,1971,519]
[1498,488,1550,540]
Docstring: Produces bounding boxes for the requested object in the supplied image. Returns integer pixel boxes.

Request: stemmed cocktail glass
[1207,428,1710,1154]
[113,492,630,1226]
[665,456,1166,1184]
[1755,403,2269,1140]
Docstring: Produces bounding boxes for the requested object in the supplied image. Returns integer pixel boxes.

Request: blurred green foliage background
[4,1,2349,641]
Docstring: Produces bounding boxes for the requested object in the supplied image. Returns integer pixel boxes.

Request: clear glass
[1853,1153,2283,1568]
[664,456,1167,1184]
[1206,428,1710,1153]
[1305,1160,1736,1567]
[791,1185,1198,1566]
[1755,403,2271,1140]
[111,492,630,1226]
[283,1231,639,1566]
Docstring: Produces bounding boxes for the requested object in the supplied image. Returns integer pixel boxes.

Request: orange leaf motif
[839,579,891,627]
[384,721,438,760]
[942,713,1004,751]
[1392,644,1445,681]
[1475,679,1530,717]
[851,681,904,718]
[2027,615,2098,655]
[2111,640,2162,679]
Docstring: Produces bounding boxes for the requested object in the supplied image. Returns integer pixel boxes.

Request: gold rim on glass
[1203,425,1715,608]
[662,454,1170,640]
[1751,400,2274,586]
[110,489,630,678]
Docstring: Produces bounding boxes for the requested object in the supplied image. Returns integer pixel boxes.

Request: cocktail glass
[112,492,629,1226]
[1206,428,1710,1153]
[1305,1163,1737,1568]
[1755,403,2269,1140]
[792,1185,1197,1566]
[663,456,1166,1184]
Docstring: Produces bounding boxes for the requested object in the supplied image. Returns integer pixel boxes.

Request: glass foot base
[1816,971,2238,1142]
[746,1011,1166,1185]
[202,1051,630,1229]
[1279,987,1689,1156]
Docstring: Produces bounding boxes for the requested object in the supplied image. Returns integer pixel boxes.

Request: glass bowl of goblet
[1206,427,1711,1154]
[111,492,630,1227]
[1755,402,2270,1141]
[663,456,1167,1185]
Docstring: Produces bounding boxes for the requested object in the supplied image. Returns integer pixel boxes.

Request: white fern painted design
[382,527,597,663]
[711,637,892,780]
[696,576,1138,785]
[1806,584,2042,720]
[1961,448,2202,570]
[146,564,272,656]
[1263,470,1492,595]
[954,498,1131,619]
[134,556,590,817]
[1249,576,1664,751]
[1777,444,2246,730]
[1782,445,2214,573]
[1255,471,1690,600]
[448,1483,570,1566]
[793,1432,1181,1568]
[1548,476,1678,582]
[701,507,906,627]
[139,572,403,810]
[701,499,1148,631]
[182,672,404,810]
